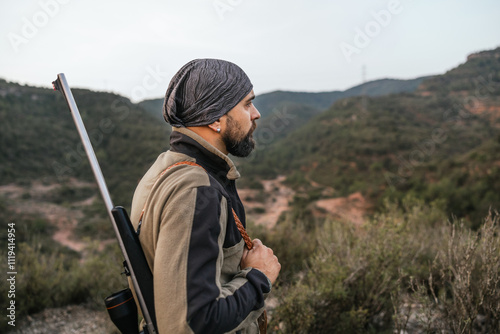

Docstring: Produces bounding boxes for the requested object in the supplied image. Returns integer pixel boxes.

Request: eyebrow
[245,94,256,103]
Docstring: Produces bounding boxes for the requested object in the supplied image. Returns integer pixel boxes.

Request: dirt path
[314,192,369,226]
[10,304,117,334]
[239,176,371,228]
[0,181,92,252]
[257,176,295,227]
[239,176,295,229]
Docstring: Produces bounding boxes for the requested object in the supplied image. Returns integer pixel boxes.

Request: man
[130,59,281,334]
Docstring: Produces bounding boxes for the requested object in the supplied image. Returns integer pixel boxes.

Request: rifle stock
[52,73,157,334]
[111,206,157,326]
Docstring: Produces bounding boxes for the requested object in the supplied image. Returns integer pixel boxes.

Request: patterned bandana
[163,59,253,127]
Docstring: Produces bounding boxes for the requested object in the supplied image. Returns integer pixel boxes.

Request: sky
[1,0,499,102]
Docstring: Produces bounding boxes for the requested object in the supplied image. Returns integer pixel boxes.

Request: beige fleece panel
[221,239,245,284]
[153,186,199,333]
[130,150,196,228]
[215,197,228,295]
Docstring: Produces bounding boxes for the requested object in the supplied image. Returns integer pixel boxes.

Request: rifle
[52,73,157,334]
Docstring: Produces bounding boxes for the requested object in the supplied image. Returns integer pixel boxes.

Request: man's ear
[208,119,221,133]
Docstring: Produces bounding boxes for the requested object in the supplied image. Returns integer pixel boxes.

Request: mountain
[418,48,500,95]
[254,77,430,117]
[1,47,498,227]
[239,46,500,228]
[0,79,168,206]
[138,77,430,141]
[0,72,371,198]
[1,48,498,333]
[138,98,165,120]
[250,77,431,145]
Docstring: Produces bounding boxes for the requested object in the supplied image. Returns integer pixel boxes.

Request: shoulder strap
[136,161,254,250]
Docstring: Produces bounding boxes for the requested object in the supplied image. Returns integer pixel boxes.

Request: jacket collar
[170,127,241,180]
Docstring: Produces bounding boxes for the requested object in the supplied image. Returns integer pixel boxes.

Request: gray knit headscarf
[163,59,253,127]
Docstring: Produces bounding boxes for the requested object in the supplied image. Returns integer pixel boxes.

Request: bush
[45,185,96,204]
[268,198,499,333]
[0,241,125,333]
[270,198,450,333]
[394,212,500,333]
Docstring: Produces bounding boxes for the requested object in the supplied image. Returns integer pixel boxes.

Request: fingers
[250,239,274,257]
[242,246,249,258]
[240,239,281,284]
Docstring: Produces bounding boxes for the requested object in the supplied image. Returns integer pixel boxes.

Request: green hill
[1,48,498,224]
[137,98,165,120]
[138,77,429,144]
[240,46,500,227]
[419,48,500,94]
[254,77,430,117]
[1,48,499,333]
[0,79,168,206]
[249,77,430,145]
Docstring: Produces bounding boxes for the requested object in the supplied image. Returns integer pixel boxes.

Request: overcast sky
[1,0,499,102]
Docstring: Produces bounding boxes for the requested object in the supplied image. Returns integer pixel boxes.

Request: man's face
[221,90,261,157]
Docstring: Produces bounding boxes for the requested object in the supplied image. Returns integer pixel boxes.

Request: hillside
[1,48,499,333]
[138,77,429,140]
[1,49,498,227]
[0,49,498,227]
[253,77,430,117]
[0,79,168,207]
[0,80,170,332]
[240,46,500,228]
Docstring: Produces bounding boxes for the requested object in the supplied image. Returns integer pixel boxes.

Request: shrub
[270,199,499,333]
[0,241,125,333]
[253,212,319,285]
[394,212,500,333]
[271,198,448,333]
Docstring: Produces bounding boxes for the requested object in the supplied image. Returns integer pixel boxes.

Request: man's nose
[251,106,261,120]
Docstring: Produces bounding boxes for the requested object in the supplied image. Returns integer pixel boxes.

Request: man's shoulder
[154,151,212,190]
[160,151,232,194]
[134,151,206,198]
[134,150,230,209]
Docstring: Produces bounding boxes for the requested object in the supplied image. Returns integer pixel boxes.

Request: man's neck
[186,126,228,155]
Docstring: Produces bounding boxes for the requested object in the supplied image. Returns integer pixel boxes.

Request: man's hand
[240,239,281,284]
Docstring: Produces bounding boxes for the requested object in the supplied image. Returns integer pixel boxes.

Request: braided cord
[232,208,253,250]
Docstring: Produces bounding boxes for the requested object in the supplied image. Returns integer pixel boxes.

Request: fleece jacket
[130,127,270,334]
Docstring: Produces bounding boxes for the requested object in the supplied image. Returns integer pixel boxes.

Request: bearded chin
[225,132,255,158]
[222,116,257,157]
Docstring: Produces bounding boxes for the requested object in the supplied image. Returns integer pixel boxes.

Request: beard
[222,115,257,158]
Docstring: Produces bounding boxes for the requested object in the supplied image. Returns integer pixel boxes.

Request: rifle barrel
[53,73,157,334]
